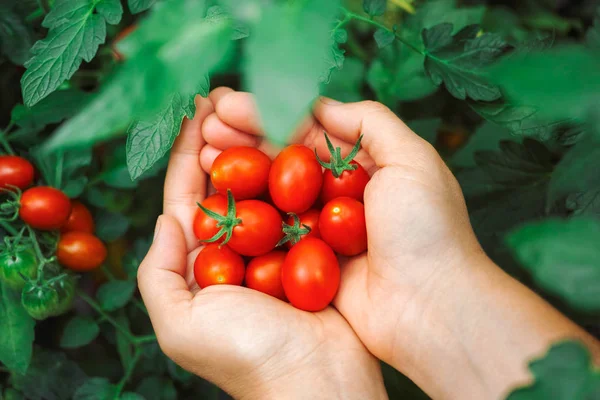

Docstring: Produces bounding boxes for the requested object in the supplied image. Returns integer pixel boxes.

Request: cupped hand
[137,96,386,400]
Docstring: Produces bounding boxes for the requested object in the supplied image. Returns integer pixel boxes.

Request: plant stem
[114,347,142,396]
[134,334,157,344]
[26,226,53,279]
[78,290,139,343]
[0,220,18,236]
[132,298,149,315]
[0,132,14,155]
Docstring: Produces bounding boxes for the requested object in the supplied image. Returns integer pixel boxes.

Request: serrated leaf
[60,316,100,349]
[205,5,249,40]
[320,28,346,84]
[0,5,35,65]
[0,282,35,374]
[245,0,340,144]
[128,0,156,14]
[21,0,123,106]
[450,122,515,168]
[97,280,136,311]
[363,0,386,17]
[320,57,364,103]
[423,23,506,101]
[74,378,116,400]
[374,28,395,48]
[95,210,130,242]
[507,341,600,400]
[44,1,231,152]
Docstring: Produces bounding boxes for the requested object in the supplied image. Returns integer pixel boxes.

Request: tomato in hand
[194,244,245,288]
[269,145,323,213]
[281,209,321,249]
[211,147,271,200]
[319,197,367,256]
[193,194,227,241]
[321,161,370,204]
[0,155,34,190]
[281,238,340,312]
[19,186,71,230]
[57,232,107,271]
[61,200,95,233]
[245,251,287,301]
[0,247,37,289]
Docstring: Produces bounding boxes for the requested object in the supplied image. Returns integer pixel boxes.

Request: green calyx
[196,190,242,246]
[276,213,312,247]
[0,186,22,222]
[315,131,364,178]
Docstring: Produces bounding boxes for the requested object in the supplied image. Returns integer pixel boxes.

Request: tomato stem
[114,347,142,397]
[0,220,18,236]
[196,190,242,246]
[277,213,312,247]
[315,132,363,178]
[0,127,15,156]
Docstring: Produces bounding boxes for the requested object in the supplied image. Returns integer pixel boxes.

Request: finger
[208,86,234,104]
[199,144,221,174]
[164,96,214,250]
[138,215,193,337]
[202,113,259,149]
[214,91,264,136]
[314,98,437,169]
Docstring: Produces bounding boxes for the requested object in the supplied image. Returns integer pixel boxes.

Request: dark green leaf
[166,359,193,384]
[120,393,146,400]
[95,211,130,242]
[115,312,133,370]
[135,376,176,400]
[507,217,600,313]
[60,316,100,349]
[507,341,600,399]
[363,0,386,17]
[320,27,347,85]
[97,280,137,311]
[0,5,35,65]
[586,8,600,48]
[11,349,87,400]
[566,189,600,218]
[85,187,133,213]
[450,122,515,168]
[73,378,116,400]
[0,282,35,374]
[374,28,395,48]
[423,23,506,101]
[406,118,441,145]
[123,237,152,279]
[21,0,123,106]
[320,57,364,103]
[245,0,340,144]
[128,0,156,14]
[32,148,92,198]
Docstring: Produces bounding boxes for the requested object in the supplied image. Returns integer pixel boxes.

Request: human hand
[137,96,387,400]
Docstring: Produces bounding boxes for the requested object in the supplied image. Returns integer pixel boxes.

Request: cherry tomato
[193,194,227,241]
[319,197,367,256]
[281,238,340,311]
[0,155,34,190]
[194,244,245,288]
[0,247,37,289]
[57,232,107,271]
[21,281,59,320]
[47,273,76,315]
[284,209,321,249]
[211,147,271,200]
[269,145,323,213]
[228,200,283,256]
[245,251,287,301]
[321,161,370,204]
[19,187,71,230]
[61,200,95,234]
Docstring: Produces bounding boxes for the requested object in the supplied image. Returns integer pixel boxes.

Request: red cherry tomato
[245,251,287,301]
[211,147,271,200]
[282,238,340,311]
[57,232,107,271]
[194,244,245,288]
[321,161,370,204]
[284,209,321,249]
[319,197,367,256]
[20,187,71,230]
[0,155,34,190]
[269,145,323,213]
[228,200,283,256]
[193,194,227,241]
[61,200,95,234]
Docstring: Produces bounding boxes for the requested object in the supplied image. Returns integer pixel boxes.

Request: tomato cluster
[193,133,369,312]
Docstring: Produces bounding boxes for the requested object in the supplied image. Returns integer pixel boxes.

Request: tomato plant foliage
[1,0,600,398]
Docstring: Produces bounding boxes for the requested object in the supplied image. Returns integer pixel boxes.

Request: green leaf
[128,0,156,14]
[507,217,600,313]
[320,57,364,103]
[423,23,506,101]
[123,237,152,279]
[44,1,231,152]
[73,378,116,400]
[11,349,87,400]
[166,359,193,384]
[21,0,123,106]
[507,341,600,399]
[115,312,133,370]
[374,28,395,48]
[586,8,600,48]
[205,5,249,41]
[488,46,600,122]
[60,316,100,349]
[566,189,600,219]
[97,280,137,311]
[245,0,340,144]
[95,210,130,242]
[320,28,347,84]
[135,376,176,400]
[0,4,35,65]
[406,118,441,145]
[0,282,35,374]
[120,393,146,400]
[85,187,133,213]
[450,122,516,168]
[32,148,92,197]
[363,0,386,17]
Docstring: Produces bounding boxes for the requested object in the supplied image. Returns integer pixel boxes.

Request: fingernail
[319,96,342,105]
[153,216,163,241]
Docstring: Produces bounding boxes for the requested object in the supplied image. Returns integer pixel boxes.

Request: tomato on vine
[19,186,71,231]
[0,155,35,190]
[281,238,340,312]
[61,200,95,234]
[47,273,76,315]
[194,244,245,288]
[210,147,271,200]
[0,247,37,289]
[57,232,107,271]
[21,280,59,320]
[278,209,321,249]
[269,145,323,213]
[319,197,367,256]
[193,194,227,241]
[317,133,370,204]
[245,251,287,301]
[197,190,283,257]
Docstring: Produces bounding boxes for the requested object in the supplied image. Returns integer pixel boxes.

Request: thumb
[137,215,192,335]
